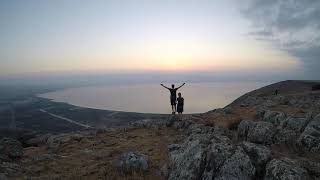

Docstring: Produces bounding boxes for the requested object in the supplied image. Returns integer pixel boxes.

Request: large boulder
[215,147,256,180]
[168,133,210,180]
[273,129,299,145]
[240,142,272,176]
[297,114,320,153]
[273,115,311,145]
[202,135,235,179]
[299,159,320,179]
[264,158,309,180]
[263,110,286,126]
[0,138,23,160]
[116,151,149,175]
[168,131,241,180]
[238,120,276,145]
[280,117,309,133]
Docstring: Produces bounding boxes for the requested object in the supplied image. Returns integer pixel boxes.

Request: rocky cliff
[1,80,320,180]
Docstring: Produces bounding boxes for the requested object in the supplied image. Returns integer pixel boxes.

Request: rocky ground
[1,80,320,180]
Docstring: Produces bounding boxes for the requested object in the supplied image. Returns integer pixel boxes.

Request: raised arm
[177,83,186,89]
[161,84,170,89]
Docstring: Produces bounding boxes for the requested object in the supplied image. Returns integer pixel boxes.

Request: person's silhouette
[161,83,185,114]
[177,92,184,114]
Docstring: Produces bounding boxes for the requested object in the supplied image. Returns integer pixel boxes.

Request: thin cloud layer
[240,0,320,78]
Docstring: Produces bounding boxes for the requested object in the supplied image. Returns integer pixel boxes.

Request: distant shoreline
[37,82,271,114]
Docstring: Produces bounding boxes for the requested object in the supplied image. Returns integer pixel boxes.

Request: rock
[238,120,276,145]
[116,151,148,174]
[240,142,272,176]
[173,119,193,130]
[297,113,320,153]
[299,160,320,178]
[166,115,180,127]
[168,144,181,152]
[248,121,276,145]
[160,163,169,179]
[273,129,299,145]
[237,120,254,140]
[202,135,235,179]
[215,147,256,180]
[0,138,23,160]
[263,110,286,126]
[186,123,210,135]
[25,133,51,147]
[263,99,276,107]
[273,115,312,145]
[280,117,309,133]
[167,131,236,180]
[264,158,309,180]
[272,95,289,105]
[130,119,166,128]
[168,133,211,180]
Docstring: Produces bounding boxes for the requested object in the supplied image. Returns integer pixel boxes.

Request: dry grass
[197,107,258,130]
[20,127,186,180]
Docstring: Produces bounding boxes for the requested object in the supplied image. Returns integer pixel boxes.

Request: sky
[0,0,319,82]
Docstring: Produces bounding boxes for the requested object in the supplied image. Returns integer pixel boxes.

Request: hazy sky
[0,0,319,80]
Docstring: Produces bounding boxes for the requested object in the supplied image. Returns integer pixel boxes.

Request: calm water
[39,82,270,114]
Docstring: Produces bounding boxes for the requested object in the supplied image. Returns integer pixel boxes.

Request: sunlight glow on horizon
[0,0,303,78]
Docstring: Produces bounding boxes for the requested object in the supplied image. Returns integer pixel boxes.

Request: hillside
[1,80,320,180]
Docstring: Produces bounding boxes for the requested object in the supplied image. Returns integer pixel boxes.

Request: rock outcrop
[297,113,320,153]
[264,158,309,180]
[237,120,276,145]
[116,151,149,175]
[240,142,271,176]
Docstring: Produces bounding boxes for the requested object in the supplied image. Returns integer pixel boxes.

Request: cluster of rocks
[0,137,24,179]
[238,92,320,110]
[157,111,320,180]
[0,129,105,178]
[258,110,320,153]
[116,151,149,175]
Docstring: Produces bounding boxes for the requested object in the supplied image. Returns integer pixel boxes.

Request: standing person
[177,92,184,114]
[161,83,185,114]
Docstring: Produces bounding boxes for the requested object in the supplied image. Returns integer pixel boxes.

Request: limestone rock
[264,158,309,180]
[240,142,271,176]
[297,113,320,153]
[202,135,235,179]
[116,151,149,174]
[168,133,210,180]
[238,120,276,145]
[168,144,181,152]
[280,117,309,133]
[215,147,256,180]
[263,110,286,126]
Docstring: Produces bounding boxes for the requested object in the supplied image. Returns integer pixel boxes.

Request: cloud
[240,0,320,78]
